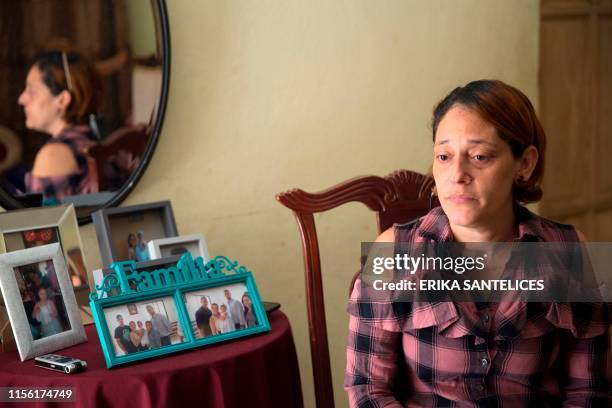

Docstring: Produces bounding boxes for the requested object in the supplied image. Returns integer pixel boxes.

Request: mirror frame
[0,0,171,226]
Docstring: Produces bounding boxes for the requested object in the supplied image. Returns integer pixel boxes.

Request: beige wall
[82,1,537,407]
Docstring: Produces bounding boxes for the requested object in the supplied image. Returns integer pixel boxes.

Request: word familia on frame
[90,252,270,367]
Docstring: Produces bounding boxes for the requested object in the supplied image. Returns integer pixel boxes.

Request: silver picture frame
[0,243,86,361]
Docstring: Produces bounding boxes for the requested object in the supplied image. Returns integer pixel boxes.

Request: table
[0,310,303,408]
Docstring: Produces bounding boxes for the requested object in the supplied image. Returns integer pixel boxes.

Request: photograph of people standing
[146,304,171,346]
[224,289,246,329]
[113,314,136,355]
[195,296,212,338]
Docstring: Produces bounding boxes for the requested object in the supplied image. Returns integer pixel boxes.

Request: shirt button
[482,314,490,323]
[481,358,489,366]
[474,384,485,392]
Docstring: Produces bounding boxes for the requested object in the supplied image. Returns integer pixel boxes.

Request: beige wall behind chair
[63,1,539,407]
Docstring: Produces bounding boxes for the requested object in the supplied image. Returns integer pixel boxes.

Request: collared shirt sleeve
[345,314,404,408]
[345,276,404,408]
[559,327,610,407]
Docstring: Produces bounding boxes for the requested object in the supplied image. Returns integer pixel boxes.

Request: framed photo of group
[90,254,270,367]
[0,243,86,361]
[0,204,91,334]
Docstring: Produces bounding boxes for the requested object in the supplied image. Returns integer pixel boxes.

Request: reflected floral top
[345,206,610,407]
[25,125,97,201]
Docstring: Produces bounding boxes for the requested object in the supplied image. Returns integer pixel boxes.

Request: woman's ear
[56,90,72,112]
[517,145,538,181]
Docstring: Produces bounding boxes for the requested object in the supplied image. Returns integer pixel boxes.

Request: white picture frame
[0,243,86,361]
[147,234,210,261]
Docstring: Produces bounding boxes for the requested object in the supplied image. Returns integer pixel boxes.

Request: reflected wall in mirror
[0,0,170,224]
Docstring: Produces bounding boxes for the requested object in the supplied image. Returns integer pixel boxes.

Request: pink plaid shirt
[345,206,610,407]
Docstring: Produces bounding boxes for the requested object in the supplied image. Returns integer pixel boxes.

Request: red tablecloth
[0,310,303,408]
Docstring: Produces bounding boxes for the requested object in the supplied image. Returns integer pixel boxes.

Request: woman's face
[128,234,136,247]
[242,295,251,308]
[38,288,47,301]
[17,66,66,134]
[433,106,521,229]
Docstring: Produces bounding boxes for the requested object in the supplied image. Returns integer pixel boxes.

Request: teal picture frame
[89,253,270,368]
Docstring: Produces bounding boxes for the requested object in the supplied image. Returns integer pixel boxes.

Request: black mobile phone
[263,301,281,315]
[34,354,87,374]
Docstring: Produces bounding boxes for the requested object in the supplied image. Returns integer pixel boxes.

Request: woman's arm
[32,303,40,318]
[345,226,404,407]
[560,229,610,406]
[49,302,58,318]
[559,328,609,406]
[345,314,404,408]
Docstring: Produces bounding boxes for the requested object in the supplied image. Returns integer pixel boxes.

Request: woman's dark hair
[242,292,251,309]
[34,51,101,125]
[431,79,546,204]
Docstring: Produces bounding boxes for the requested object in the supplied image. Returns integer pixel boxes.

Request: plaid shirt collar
[416,205,545,242]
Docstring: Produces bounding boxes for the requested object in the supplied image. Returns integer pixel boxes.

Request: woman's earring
[516,176,524,185]
[429,186,437,210]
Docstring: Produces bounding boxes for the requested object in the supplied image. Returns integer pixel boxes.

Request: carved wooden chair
[88,125,149,192]
[276,169,436,408]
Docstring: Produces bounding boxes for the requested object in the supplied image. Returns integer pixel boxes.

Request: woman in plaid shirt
[345,80,610,407]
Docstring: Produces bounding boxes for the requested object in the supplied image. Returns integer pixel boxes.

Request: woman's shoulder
[32,143,78,177]
[374,206,443,243]
[519,206,584,242]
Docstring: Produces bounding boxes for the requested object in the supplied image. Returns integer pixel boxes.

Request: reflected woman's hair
[35,51,102,126]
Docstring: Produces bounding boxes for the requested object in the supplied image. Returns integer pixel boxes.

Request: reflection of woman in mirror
[32,287,62,338]
[17,50,101,202]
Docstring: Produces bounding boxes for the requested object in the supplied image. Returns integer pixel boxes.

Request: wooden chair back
[276,169,436,408]
[88,125,149,191]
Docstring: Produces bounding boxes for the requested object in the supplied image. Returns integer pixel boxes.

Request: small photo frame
[147,234,210,261]
[0,243,86,360]
[92,201,178,266]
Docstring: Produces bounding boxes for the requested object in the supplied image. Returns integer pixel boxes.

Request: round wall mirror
[0,0,170,224]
